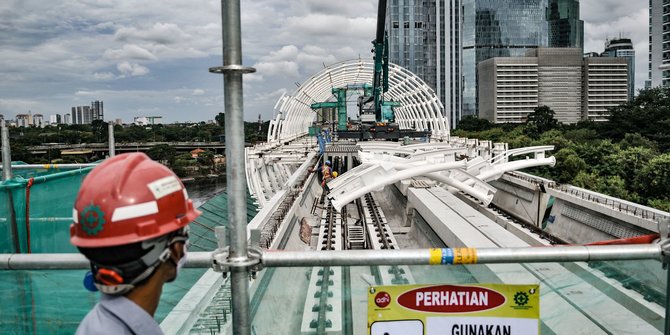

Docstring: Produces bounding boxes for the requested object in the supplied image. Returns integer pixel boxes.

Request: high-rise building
[649,0,670,88]
[71,101,103,125]
[582,57,629,121]
[388,0,583,127]
[91,100,104,121]
[64,113,71,125]
[33,114,44,128]
[461,0,551,118]
[16,114,30,127]
[49,114,63,124]
[547,0,584,49]
[601,38,635,100]
[479,48,628,123]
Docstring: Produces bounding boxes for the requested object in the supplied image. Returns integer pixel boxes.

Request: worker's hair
[78,241,151,266]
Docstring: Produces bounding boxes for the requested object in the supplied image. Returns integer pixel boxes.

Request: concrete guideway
[407,186,664,334]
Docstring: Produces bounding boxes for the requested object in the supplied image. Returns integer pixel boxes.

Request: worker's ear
[169,242,185,264]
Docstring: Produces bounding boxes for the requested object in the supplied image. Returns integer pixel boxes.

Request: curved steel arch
[267,59,449,143]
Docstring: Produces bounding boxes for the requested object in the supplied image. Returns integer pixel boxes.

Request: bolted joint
[209,65,256,74]
[211,245,265,275]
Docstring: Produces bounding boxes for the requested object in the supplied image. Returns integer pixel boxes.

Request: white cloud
[93,72,115,80]
[117,62,150,76]
[254,61,300,78]
[583,5,648,92]
[104,44,158,61]
[0,0,654,122]
[114,22,189,44]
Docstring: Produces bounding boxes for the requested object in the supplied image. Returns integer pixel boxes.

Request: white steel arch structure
[267,59,450,143]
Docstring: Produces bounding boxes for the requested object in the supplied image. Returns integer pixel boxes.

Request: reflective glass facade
[387,0,436,89]
[547,0,584,48]
[462,0,549,116]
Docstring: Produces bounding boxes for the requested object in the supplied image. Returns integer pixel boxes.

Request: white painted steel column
[1,119,19,253]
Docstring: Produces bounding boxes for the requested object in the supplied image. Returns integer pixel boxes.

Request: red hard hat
[70,153,201,248]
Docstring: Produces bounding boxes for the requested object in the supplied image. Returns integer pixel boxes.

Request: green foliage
[563,128,598,143]
[553,149,587,184]
[619,133,657,150]
[524,105,558,138]
[215,113,225,127]
[648,199,670,212]
[635,153,670,202]
[455,87,670,211]
[456,115,492,132]
[147,144,177,166]
[606,87,670,150]
[573,140,617,168]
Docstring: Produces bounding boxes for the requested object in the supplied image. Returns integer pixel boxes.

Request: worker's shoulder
[75,302,135,335]
[76,296,163,335]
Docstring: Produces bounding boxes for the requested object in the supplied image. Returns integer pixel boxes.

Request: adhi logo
[375,291,391,308]
[397,285,506,313]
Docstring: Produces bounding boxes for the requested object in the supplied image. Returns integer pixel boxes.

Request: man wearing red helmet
[70,153,201,335]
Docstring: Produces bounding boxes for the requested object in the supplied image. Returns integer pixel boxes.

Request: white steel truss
[267,59,449,144]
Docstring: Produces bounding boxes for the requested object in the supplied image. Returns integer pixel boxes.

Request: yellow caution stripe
[428,248,478,265]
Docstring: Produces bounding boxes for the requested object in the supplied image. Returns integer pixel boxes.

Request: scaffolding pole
[2,244,663,270]
[209,0,256,334]
[3,163,98,170]
[1,119,19,253]
[108,122,116,157]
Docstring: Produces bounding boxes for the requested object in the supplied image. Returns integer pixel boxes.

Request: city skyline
[0,0,650,123]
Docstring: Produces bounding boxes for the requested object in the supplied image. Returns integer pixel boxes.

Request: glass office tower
[461,0,550,116]
[547,0,584,49]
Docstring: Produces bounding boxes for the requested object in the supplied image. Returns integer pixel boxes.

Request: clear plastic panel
[243,261,666,335]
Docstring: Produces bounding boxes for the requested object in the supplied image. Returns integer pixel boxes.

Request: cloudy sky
[0,0,649,123]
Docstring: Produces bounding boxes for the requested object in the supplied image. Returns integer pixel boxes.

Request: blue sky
[0,0,649,123]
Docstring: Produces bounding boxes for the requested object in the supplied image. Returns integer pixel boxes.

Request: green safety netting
[0,165,95,254]
[0,164,257,334]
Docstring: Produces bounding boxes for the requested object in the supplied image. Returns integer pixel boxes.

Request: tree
[524,105,558,138]
[215,112,225,128]
[635,153,670,201]
[606,87,670,150]
[619,133,657,151]
[147,144,177,167]
[456,115,492,132]
[553,148,587,183]
[91,120,108,142]
[197,150,215,174]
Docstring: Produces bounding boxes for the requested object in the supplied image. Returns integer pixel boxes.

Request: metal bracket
[209,65,256,74]
[211,227,265,277]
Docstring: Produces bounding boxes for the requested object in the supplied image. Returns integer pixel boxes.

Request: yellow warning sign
[368,283,540,335]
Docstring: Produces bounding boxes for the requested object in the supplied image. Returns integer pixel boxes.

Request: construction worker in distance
[321,159,333,190]
[70,152,201,335]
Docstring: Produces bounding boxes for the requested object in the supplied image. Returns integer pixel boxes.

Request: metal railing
[0,243,663,271]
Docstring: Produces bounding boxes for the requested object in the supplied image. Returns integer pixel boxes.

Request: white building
[133,116,163,126]
[582,57,629,121]
[649,0,670,88]
[16,114,30,127]
[479,48,628,124]
[33,114,44,127]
